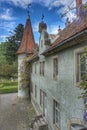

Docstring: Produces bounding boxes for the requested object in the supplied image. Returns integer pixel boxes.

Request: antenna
[27,3,31,18]
[21,0,31,18]
[41,14,44,21]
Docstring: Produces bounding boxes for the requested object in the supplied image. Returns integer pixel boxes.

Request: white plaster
[18,54,29,98]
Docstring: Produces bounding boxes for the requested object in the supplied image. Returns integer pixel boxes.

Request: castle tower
[16,17,36,98]
[38,20,51,54]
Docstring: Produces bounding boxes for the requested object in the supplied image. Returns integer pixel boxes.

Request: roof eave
[42,29,87,56]
[28,56,39,63]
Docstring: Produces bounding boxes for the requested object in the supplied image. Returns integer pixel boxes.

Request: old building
[17,0,87,130]
[16,16,37,98]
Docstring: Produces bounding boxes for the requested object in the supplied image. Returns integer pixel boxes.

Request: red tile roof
[50,34,56,39]
[43,16,87,55]
[53,16,87,46]
[16,18,36,55]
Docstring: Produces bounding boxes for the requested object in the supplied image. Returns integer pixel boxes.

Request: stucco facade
[31,44,87,130]
[30,20,87,130]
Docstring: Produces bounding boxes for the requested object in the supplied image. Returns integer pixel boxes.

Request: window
[53,58,58,79]
[40,61,45,76]
[42,61,45,76]
[35,85,37,98]
[40,90,47,116]
[41,40,43,48]
[76,52,87,82]
[53,100,60,128]
[35,63,37,74]
[31,81,33,93]
[40,90,43,107]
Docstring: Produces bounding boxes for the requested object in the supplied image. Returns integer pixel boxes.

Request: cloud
[0,21,16,32]
[1,0,86,22]
[0,8,16,21]
[1,0,76,22]
[0,35,8,42]
[33,22,38,32]
[48,25,58,34]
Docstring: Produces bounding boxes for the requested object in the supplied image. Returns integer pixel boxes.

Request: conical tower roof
[16,17,36,55]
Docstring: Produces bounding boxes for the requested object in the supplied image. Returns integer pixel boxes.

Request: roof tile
[16,18,36,55]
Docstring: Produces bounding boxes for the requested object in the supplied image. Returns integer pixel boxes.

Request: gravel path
[0,93,36,130]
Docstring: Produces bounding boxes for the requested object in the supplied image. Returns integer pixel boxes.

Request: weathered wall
[18,54,29,98]
[31,24,87,130]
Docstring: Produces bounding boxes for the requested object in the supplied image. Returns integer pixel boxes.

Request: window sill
[53,124,60,130]
[76,81,82,87]
[53,76,58,81]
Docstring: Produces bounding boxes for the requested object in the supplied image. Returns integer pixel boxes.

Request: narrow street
[0,93,36,130]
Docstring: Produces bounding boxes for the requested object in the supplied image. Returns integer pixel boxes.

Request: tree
[4,41,18,64]
[14,24,24,44]
[4,23,24,64]
[0,24,24,79]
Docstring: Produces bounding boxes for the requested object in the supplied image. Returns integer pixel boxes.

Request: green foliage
[14,24,24,43]
[20,59,31,89]
[0,81,18,94]
[4,23,24,64]
[80,48,87,98]
[0,23,24,79]
[4,42,18,64]
[0,63,18,79]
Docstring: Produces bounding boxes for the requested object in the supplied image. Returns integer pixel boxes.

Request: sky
[0,0,86,44]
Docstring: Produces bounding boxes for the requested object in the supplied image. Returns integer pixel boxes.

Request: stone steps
[29,114,48,130]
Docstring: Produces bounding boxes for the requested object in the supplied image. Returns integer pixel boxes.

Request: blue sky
[0,0,86,44]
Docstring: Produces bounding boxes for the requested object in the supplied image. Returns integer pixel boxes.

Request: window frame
[75,47,87,85]
[35,85,37,98]
[40,89,43,107]
[52,56,58,80]
[41,40,43,48]
[35,63,37,74]
[40,61,45,76]
[53,100,60,128]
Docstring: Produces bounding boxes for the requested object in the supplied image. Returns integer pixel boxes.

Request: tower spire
[27,3,31,18]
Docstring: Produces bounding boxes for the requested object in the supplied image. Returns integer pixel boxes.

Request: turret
[16,17,36,98]
[38,20,51,54]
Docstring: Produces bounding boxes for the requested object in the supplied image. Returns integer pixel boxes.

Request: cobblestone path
[0,93,36,130]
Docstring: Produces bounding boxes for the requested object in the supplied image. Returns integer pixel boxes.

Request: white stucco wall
[31,38,87,130]
[18,54,29,98]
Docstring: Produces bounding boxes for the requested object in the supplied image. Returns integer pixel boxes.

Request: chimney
[76,0,82,17]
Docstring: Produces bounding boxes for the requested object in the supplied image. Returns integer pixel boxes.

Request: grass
[0,81,18,94]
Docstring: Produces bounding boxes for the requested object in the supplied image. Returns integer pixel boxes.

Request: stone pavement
[0,93,36,130]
